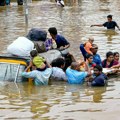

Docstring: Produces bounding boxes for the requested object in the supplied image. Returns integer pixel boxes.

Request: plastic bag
[26,28,47,41]
[7,37,34,57]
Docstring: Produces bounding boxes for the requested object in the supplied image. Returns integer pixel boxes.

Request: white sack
[7,37,34,57]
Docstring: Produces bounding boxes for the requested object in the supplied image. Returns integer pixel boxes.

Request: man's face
[94,68,101,76]
[107,17,112,22]
[91,47,98,55]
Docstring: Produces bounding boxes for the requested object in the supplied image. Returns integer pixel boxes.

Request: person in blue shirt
[90,65,108,86]
[66,62,91,84]
[90,44,102,66]
[48,27,70,51]
[91,15,120,30]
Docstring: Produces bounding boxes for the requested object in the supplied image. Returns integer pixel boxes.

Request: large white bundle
[7,37,34,57]
[39,50,62,63]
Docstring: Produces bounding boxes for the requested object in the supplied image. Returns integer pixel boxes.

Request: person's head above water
[30,50,38,58]
[107,15,112,22]
[90,44,98,55]
[88,37,94,44]
[48,27,57,39]
[51,57,65,69]
[93,65,103,76]
[71,62,81,71]
[106,51,114,62]
[114,52,119,62]
[86,54,93,63]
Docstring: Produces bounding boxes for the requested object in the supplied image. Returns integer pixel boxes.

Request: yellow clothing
[33,56,45,68]
[84,41,92,54]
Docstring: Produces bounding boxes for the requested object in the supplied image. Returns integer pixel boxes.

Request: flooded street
[0,0,120,119]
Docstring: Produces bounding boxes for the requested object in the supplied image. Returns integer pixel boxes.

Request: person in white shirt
[51,57,67,81]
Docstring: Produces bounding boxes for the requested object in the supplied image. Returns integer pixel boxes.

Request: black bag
[27,28,47,41]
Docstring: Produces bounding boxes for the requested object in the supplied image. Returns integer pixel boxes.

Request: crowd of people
[6,14,120,87]
[20,16,120,87]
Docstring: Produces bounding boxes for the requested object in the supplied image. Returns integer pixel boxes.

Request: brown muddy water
[0,0,120,119]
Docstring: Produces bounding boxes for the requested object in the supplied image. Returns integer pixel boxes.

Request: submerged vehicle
[0,54,30,82]
[0,50,62,82]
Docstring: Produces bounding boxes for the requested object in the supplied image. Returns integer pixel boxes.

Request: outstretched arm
[116,24,120,30]
[91,24,103,27]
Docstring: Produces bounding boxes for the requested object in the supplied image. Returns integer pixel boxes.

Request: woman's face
[88,56,93,63]
[114,54,119,61]
[107,55,114,62]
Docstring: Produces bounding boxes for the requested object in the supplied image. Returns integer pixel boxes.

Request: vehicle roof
[0,54,30,61]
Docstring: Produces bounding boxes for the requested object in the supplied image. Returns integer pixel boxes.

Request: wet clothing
[45,39,57,51]
[102,59,118,68]
[103,21,118,30]
[66,67,88,84]
[51,67,67,81]
[33,56,45,68]
[80,44,87,61]
[93,54,102,66]
[22,67,67,85]
[22,68,52,85]
[84,41,92,54]
[91,73,108,86]
[55,35,69,48]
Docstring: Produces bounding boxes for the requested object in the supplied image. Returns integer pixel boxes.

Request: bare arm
[91,24,103,27]
[46,61,51,68]
[111,64,120,69]
[25,61,33,72]
[116,24,120,30]
[58,44,70,51]
[84,62,91,76]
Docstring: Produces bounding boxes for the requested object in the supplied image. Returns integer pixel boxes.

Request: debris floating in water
[56,0,65,7]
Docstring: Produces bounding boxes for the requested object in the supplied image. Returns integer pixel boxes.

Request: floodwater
[0,0,120,119]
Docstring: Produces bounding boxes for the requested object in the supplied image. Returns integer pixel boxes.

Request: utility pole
[23,0,28,25]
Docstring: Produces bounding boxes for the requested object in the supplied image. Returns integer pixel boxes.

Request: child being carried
[30,50,51,71]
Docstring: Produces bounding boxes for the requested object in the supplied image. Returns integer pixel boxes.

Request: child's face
[93,68,101,76]
[89,40,94,44]
[88,56,93,63]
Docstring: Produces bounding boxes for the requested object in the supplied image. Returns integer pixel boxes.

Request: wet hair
[30,50,38,57]
[48,27,57,35]
[106,51,113,58]
[71,62,79,70]
[86,54,93,59]
[51,58,65,68]
[107,15,112,19]
[91,44,98,49]
[94,65,103,72]
[114,52,119,56]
